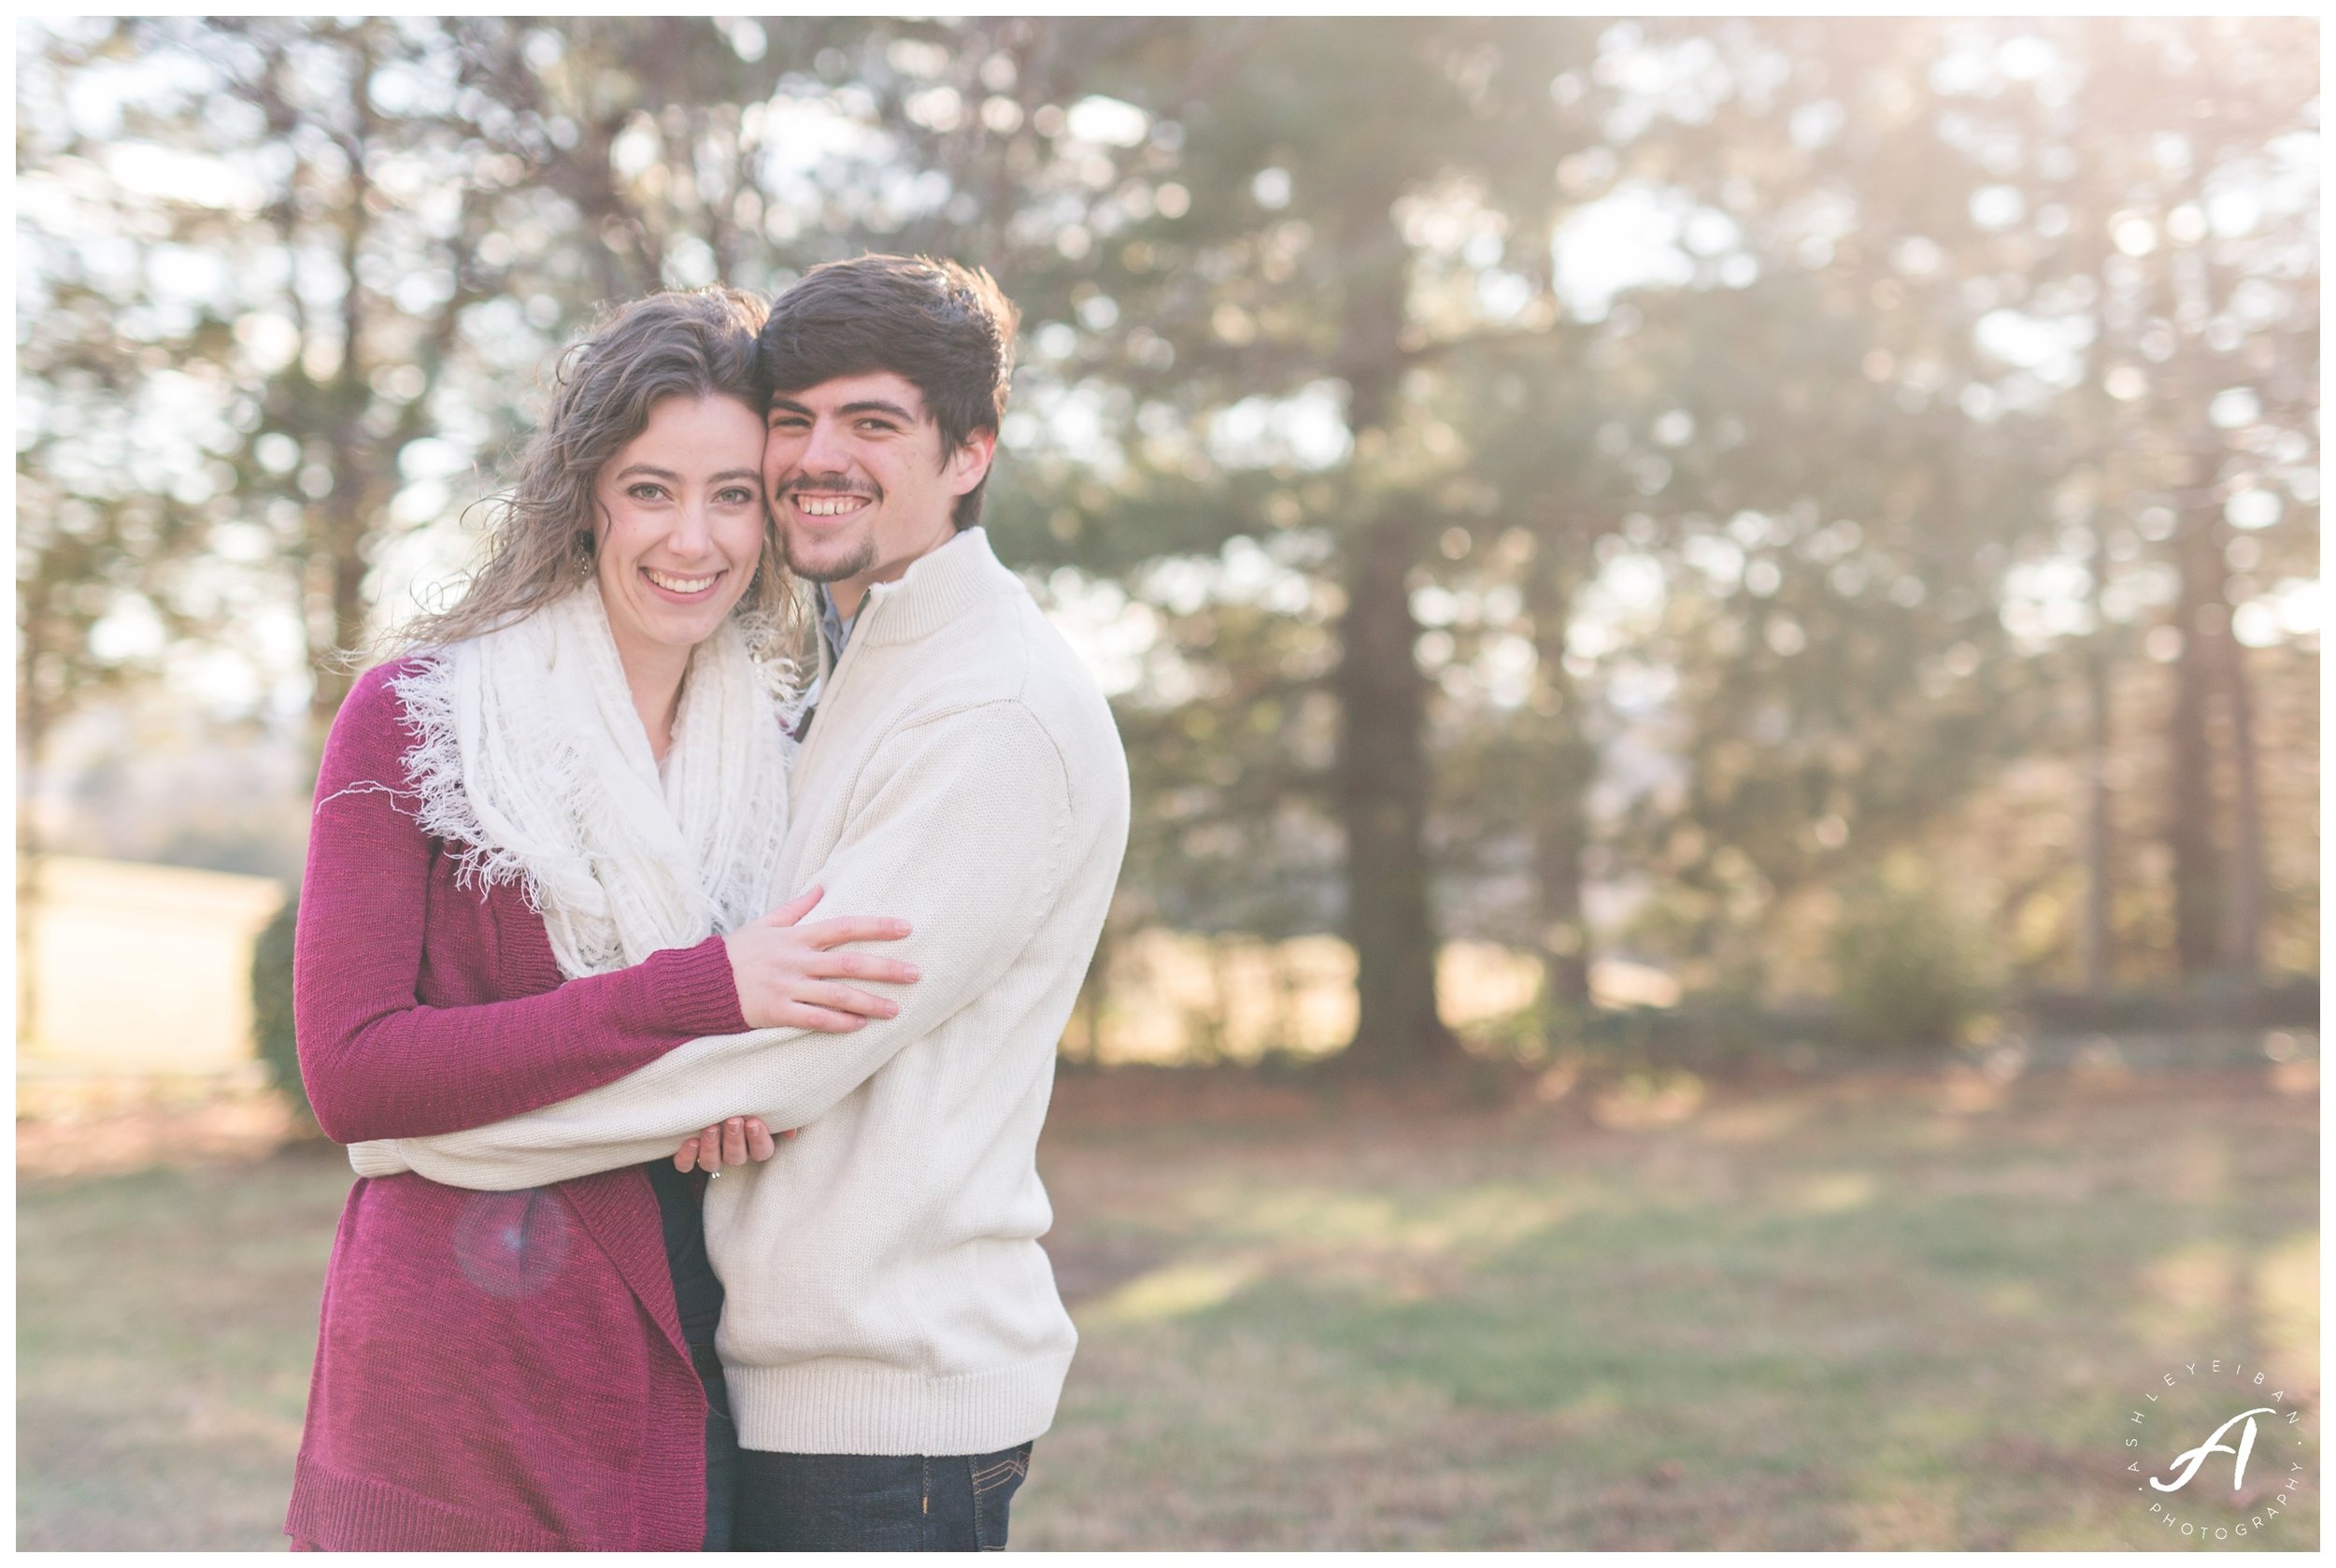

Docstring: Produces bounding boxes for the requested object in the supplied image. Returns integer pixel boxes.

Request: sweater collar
[853,526,1018,647]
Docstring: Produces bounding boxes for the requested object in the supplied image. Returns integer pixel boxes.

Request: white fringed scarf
[391,585,791,979]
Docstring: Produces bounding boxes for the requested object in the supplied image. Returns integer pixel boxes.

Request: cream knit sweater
[350,528,1131,1456]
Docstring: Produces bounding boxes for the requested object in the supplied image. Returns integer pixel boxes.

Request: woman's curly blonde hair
[397,287,803,658]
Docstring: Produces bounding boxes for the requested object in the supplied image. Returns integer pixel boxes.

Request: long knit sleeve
[347,698,1073,1187]
[297,663,749,1146]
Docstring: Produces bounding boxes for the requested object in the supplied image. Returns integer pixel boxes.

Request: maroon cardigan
[283,662,750,1551]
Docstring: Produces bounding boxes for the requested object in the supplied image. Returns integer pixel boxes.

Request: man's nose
[798,414,850,476]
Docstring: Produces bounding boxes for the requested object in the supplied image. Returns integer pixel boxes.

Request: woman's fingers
[799,981,900,1019]
[744,1119,777,1162]
[776,1002,870,1033]
[695,1122,725,1169]
[674,1135,702,1173]
[718,1118,748,1166]
[803,915,913,948]
[814,951,922,985]
[762,886,824,928]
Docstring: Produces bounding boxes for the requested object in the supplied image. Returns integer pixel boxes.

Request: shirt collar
[817,585,858,671]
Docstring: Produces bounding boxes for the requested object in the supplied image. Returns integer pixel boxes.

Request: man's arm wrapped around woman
[348,698,1075,1187]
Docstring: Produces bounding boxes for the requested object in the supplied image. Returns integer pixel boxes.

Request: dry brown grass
[15,1056,2321,1550]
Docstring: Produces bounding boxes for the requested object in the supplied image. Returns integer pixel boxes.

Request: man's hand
[673,1115,796,1173]
[724,886,921,1031]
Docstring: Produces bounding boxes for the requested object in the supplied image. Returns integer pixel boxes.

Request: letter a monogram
[2150,1408,2277,1493]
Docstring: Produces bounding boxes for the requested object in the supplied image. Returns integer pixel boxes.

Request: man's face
[762,370,995,613]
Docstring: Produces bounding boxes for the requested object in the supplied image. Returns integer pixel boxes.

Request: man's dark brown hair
[758,253,1019,531]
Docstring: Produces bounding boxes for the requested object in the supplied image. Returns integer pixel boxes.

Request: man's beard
[776,474,880,583]
[782,530,876,584]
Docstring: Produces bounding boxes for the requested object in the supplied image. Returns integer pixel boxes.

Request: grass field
[16,1055,2320,1550]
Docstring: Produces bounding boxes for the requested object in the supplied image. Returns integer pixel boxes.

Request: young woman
[282,288,912,1550]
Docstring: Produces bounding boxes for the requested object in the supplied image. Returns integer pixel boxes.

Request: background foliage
[17,17,2320,1075]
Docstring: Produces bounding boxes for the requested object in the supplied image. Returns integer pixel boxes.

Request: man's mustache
[780,474,881,501]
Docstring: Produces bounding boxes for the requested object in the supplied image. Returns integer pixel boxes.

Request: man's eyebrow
[765,396,921,423]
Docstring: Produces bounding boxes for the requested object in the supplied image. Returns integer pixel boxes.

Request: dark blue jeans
[733,1442,1033,1551]
[691,1343,740,1551]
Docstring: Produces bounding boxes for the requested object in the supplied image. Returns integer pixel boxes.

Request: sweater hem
[726,1348,1075,1456]
[286,1456,573,1552]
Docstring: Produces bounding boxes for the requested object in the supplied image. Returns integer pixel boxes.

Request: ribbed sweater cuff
[725,1350,1074,1457]
[638,934,748,1036]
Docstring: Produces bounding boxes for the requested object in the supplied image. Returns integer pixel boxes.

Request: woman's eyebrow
[612,464,762,483]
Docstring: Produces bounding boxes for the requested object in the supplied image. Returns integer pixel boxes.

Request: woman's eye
[627,483,667,502]
[717,486,756,505]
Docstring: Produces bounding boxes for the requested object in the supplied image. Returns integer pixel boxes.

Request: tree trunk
[1526,542,1593,1012]
[1073,913,1113,1064]
[304,29,380,752]
[2082,516,2115,994]
[2164,473,2227,978]
[1326,196,1455,1076]
[16,830,40,1047]
[2217,634,2266,985]
[1334,509,1457,1073]
[16,675,48,1047]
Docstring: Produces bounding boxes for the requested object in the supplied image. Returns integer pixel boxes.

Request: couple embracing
[285,255,1130,1551]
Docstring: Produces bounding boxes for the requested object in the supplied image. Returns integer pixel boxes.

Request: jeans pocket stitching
[974,1444,1031,1498]
[974,1452,1021,1551]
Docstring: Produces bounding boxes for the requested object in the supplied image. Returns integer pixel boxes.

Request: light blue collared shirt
[796,587,860,743]
[817,586,859,675]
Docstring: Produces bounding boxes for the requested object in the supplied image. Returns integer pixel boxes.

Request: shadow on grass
[15,1067,2319,1551]
[1027,1066,2318,1549]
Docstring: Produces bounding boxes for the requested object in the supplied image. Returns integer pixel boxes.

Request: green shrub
[250,895,308,1122]
[1830,876,1996,1048]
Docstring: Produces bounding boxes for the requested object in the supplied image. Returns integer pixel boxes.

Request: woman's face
[591,393,769,672]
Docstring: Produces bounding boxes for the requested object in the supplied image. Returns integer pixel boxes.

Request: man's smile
[790,494,874,519]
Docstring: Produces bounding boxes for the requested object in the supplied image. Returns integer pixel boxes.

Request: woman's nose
[670,495,716,553]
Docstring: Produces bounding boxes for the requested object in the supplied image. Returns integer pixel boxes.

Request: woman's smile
[641,565,726,598]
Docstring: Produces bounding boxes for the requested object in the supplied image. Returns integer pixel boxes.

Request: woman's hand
[723,885,920,1031]
[674,1116,794,1173]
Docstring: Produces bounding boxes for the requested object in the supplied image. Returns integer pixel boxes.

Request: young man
[350,255,1132,1550]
